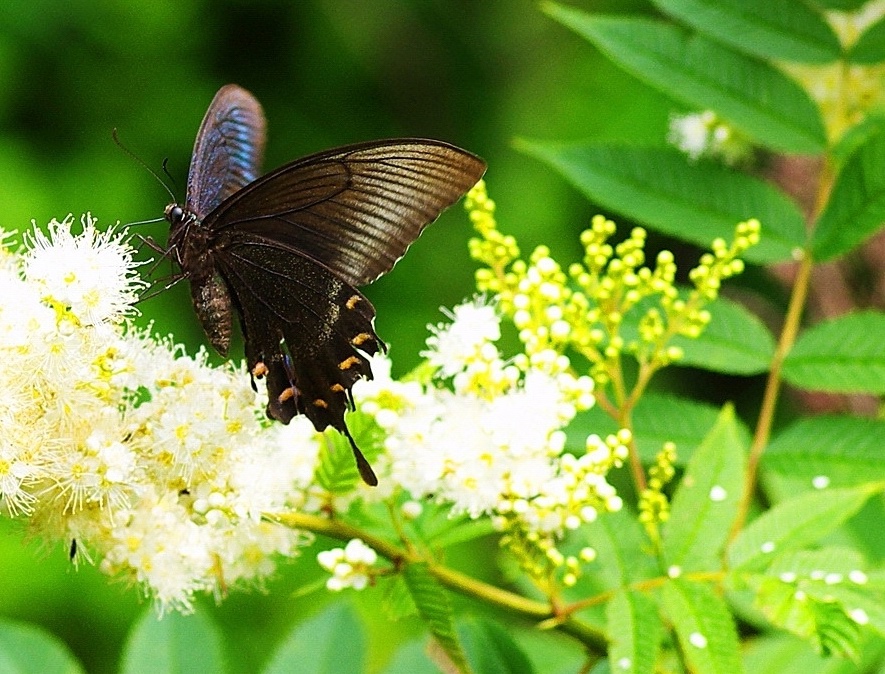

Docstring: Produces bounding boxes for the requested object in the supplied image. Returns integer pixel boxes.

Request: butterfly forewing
[187,84,267,219]
[201,139,486,287]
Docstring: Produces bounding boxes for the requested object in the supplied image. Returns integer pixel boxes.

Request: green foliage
[813,132,885,260]
[0,619,85,674]
[402,564,470,674]
[120,611,225,674]
[515,141,805,264]
[783,312,885,393]
[262,605,364,674]
[542,4,827,153]
[606,591,662,674]
[649,0,842,63]
[661,407,746,571]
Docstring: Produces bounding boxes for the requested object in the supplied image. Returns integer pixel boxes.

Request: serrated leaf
[402,563,471,674]
[659,579,745,674]
[762,416,885,488]
[606,591,662,674]
[750,576,862,659]
[516,140,805,264]
[782,312,885,394]
[315,412,384,493]
[766,547,867,579]
[650,0,841,64]
[542,6,826,153]
[673,297,776,375]
[263,604,364,674]
[0,619,85,674]
[813,132,885,260]
[848,15,885,63]
[120,610,224,674]
[459,619,534,674]
[662,406,746,571]
[636,394,752,464]
[382,576,419,621]
[728,485,880,571]
[585,509,657,589]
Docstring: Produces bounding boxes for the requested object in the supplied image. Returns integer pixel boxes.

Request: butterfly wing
[199,139,486,287]
[186,84,266,219]
[214,233,381,473]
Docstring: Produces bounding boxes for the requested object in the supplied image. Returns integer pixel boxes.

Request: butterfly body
[163,84,486,485]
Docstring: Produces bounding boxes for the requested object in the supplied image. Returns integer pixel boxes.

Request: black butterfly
[163,84,486,486]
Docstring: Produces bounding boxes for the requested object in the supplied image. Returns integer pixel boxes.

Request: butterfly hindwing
[214,234,380,431]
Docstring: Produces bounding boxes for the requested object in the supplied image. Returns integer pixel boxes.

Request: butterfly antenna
[112,128,177,202]
[341,425,378,486]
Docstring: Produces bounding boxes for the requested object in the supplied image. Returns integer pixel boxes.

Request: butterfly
[163,84,486,486]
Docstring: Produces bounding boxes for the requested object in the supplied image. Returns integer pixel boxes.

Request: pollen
[346,295,361,310]
[339,356,360,370]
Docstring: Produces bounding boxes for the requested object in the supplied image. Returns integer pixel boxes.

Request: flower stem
[730,250,814,541]
[274,511,608,653]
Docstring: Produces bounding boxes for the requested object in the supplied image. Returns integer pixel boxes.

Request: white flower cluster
[316,539,379,591]
[2,216,627,608]
[356,299,624,537]
[667,110,751,165]
[0,216,319,611]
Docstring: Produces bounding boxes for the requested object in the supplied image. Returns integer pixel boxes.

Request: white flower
[423,299,501,377]
[317,539,378,592]
[23,214,146,326]
[1,216,322,612]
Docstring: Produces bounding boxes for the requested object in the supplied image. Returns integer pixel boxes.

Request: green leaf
[782,312,885,394]
[762,416,885,488]
[383,641,440,674]
[314,411,384,493]
[848,14,885,63]
[765,547,867,579]
[585,509,658,589]
[673,296,776,375]
[516,140,805,264]
[382,576,419,621]
[630,393,752,464]
[813,132,885,260]
[402,563,471,674]
[263,604,364,674]
[662,406,746,571]
[812,0,867,10]
[606,591,662,674]
[459,619,535,674]
[542,6,826,153]
[0,619,84,674]
[650,0,841,64]
[659,579,745,674]
[728,485,880,571]
[742,633,857,674]
[749,575,862,658]
[120,610,225,674]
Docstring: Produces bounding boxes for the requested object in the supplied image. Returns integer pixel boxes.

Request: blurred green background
[0,1,681,672]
